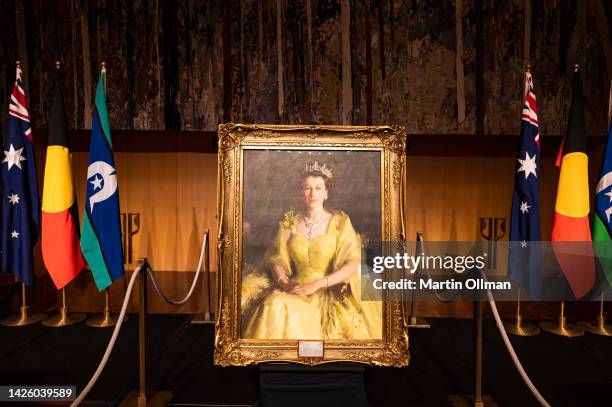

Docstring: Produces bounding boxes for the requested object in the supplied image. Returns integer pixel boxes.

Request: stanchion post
[191,230,215,325]
[139,258,149,404]
[119,259,172,407]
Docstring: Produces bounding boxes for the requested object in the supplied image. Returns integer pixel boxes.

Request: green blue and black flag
[80,67,124,291]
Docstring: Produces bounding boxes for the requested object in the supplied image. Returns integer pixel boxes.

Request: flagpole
[85,60,125,328]
[577,80,612,336]
[2,281,46,326]
[503,65,540,337]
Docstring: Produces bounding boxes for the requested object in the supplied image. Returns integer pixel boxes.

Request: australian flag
[508,72,542,300]
[1,67,40,286]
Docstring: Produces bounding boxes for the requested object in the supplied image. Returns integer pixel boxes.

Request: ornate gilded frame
[214,124,409,367]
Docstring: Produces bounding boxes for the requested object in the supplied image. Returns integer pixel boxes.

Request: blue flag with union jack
[508,72,542,300]
[1,66,40,286]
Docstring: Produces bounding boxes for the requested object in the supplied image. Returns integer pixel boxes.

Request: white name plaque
[298,340,324,358]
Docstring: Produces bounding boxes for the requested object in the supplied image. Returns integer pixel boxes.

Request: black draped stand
[258,364,369,407]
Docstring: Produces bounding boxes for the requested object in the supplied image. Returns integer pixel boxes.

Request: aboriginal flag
[42,68,86,289]
[551,70,595,298]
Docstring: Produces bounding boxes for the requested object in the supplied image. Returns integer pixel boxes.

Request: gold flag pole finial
[526,64,532,73]
[16,59,21,69]
[55,60,62,70]
[573,64,580,73]
[100,61,106,73]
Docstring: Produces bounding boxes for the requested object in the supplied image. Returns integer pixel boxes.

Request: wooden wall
[14,138,603,317]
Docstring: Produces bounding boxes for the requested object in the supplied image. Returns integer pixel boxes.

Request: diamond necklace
[304,215,325,239]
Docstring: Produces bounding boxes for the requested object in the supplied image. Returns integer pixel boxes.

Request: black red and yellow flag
[551,68,594,298]
[41,66,86,289]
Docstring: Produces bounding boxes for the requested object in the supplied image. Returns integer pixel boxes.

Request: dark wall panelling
[0,0,610,138]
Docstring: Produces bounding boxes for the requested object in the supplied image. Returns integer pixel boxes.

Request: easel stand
[2,283,46,326]
[449,301,497,407]
[259,364,368,407]
[119,259,172,407]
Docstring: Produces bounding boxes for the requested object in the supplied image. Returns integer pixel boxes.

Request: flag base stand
[539,316,584,337]
[577,317,612,336]
[407,316,430,329]
[86,310,125,327]
[449,395,498,407]
[503,316,540,336]
[503,293,540,336]
[190,312,214,325]
[86,289,126,327]
[2,306,46,327]
[539,301,583,337]
[43,307,86,327]
[576,295,612,336]
[118,390,173,407]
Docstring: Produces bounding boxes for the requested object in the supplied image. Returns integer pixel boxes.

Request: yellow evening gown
[242,210,382,340]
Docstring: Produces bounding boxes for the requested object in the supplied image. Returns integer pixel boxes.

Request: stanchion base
[407,317,431,329]
[190,313,215,325]
[449,394,498,407]
[118,390,173,407]
[42,312,86,327]
[2,312,46,327]
[577,321,612,336]
[502,320,540,336]
[538,321,584,337]
[86,313,126,328]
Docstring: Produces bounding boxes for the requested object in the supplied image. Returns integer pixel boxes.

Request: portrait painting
[215,124,409,367]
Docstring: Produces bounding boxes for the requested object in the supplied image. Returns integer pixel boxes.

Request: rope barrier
[71,264,143,407]
[147,232,207,306]
[71,232,208,405]
[479,269,551,407]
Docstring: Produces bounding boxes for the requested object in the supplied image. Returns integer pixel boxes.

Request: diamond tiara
[304,161,333,178]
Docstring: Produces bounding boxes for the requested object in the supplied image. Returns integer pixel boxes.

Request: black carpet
[0,313,611,406]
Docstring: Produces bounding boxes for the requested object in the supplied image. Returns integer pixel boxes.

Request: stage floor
[0,313,611,406]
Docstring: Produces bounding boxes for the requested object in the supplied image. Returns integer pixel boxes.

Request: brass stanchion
[539,301,584,337]
[407,232,430,329]
[503,289,540,336]
[577,293,612,336]
[449,301,497,407]
[43,287,86,327]
[120,259,172,407]
[86,289,127,327]
[2,282,46,326]
[191,231,215,325]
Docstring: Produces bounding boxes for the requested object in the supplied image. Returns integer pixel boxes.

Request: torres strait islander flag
[80,67,124,291]
[592,83,612,286]
[42,67,86,289]
[551,70,595,298]
[1,65,40,286]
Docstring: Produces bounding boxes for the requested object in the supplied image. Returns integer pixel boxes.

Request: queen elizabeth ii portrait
[240,151,383,340]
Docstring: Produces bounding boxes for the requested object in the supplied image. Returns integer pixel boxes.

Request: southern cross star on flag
[508,71,542,300]
[1,66,40,286]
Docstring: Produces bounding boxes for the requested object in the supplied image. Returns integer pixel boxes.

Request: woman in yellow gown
[241,161,382,340]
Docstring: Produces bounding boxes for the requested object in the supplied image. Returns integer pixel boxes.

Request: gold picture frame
[214,124,409,367]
